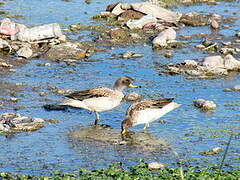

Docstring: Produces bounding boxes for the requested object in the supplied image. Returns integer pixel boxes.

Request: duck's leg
[94,111,100,125]
[144,123,149,130]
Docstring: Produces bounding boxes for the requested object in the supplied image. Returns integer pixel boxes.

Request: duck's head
[121,118,132,137]
[114,76,138,91]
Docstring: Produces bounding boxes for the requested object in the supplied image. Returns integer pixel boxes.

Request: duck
[121,98,181,135]
[60,76,138,125]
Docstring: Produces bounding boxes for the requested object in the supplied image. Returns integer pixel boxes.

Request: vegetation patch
[0,160,239,179]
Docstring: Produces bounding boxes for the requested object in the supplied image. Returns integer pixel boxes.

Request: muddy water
[0,0,240,175]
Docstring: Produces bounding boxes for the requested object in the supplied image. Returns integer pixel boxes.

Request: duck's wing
[65,87,113,101]
[127,98,175,117]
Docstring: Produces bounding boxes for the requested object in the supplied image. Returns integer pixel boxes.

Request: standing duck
[60,76,138,125]
[121,98,180,135]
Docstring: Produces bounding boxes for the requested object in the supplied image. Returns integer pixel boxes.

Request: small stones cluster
[0,113,45,133]
[160,54,240,78]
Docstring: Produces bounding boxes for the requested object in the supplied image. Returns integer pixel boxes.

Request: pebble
[125,92,141,101]
[148,162,165,170]
[10,97,18,102]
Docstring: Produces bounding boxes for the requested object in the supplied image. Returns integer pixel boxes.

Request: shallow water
[0,0,240,175]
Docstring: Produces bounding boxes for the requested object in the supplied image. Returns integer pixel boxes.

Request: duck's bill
[129,83,138,88]
[121,129,127,135]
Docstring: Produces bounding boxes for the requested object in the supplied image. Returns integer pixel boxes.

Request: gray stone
[16,46,33,58]
[131,2,182,23]
[152,28,176,48]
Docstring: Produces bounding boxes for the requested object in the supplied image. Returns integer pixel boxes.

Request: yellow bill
[121,129,127,135]
[129,83,138,88]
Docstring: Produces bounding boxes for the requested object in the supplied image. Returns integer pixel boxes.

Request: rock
[183,60,198,67]
[58,34,67,42]
[152,28,176,48]
[232,85,240,91]
[109,28,127,39]
[120,3,131,10]
[39,92,47,96]
[210,18,219,29]
[16,46,33,58]
[118,10,144,21]
[164,50,173,58]
[202,56,224,69]
[93,12,115,19]
[126,14,157,29]
[180,12,210,26]
[46,42,90,61]
[10,97,18,102]
[111,3,125,16]
[201,147,223,155]
[0,61,13,68]
[202,55,240,70]
[0,38,11,52]
[223,54,240,70]
[125,92,141,101]
[193,99,216,110]
[220,48,235,55]
[0,113,45,133]
[131,2,182,23]
[0,18,27,36]
[130,33,141,39]
[148,162,165,170]
[122,51,142,59]
[106,3,118,12]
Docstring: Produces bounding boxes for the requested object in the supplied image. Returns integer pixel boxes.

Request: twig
[217,133,233,178]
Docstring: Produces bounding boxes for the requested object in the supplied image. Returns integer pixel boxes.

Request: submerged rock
[193,99,216,110]
[0,113,45,133]
[201,147,223,155]
[122,51,142,58]
[180,12,210,26]
[46,42,92,61]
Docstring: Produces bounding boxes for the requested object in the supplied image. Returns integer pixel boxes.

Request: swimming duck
[60,76,138,125]
[121,98,180,135]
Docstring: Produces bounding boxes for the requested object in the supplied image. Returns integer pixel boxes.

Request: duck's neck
[113,85,125,92]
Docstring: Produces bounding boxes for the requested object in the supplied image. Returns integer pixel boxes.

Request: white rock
[184,60,198,66]
[120,3,131,10]
[16,46,33,58]
[125,92,141,101]
[202,56,224,69]
[148,162,165,170]
[111,3,125,16]
[152,28,176,47]
[223,54,240,70]
[126,14,157,29]
[131,2,182,23]
[233,85,240,91]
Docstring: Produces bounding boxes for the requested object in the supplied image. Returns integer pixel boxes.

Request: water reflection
[68,125,174,154]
